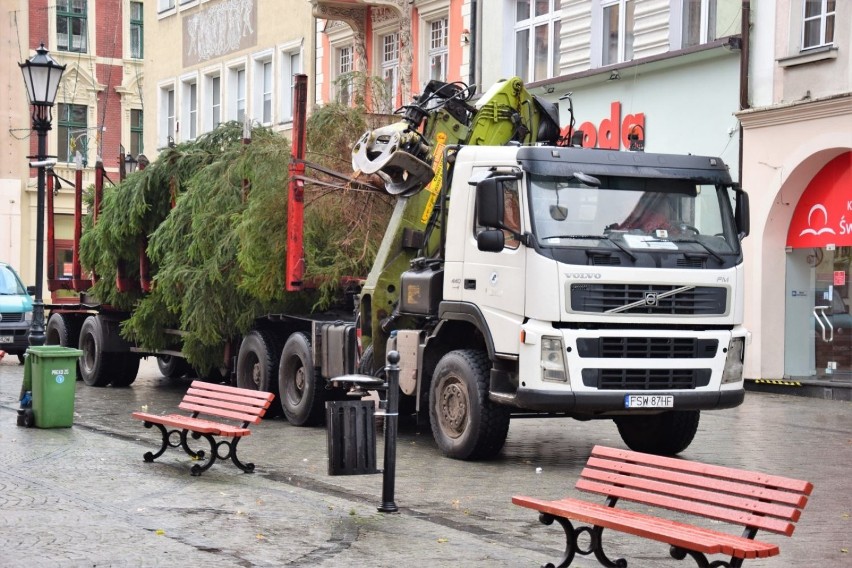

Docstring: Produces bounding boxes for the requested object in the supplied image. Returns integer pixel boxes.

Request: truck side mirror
[477,229,505,252]
[735,190,749,238]
[476,178,504,228]
[26,285,36,296]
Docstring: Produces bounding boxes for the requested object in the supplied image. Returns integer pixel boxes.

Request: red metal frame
[286,74,308,292]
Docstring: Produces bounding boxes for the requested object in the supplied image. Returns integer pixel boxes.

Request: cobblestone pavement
[1,356,850,567]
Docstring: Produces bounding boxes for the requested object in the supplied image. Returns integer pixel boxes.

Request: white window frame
[252,50,274,126]
[158,80,176,147]
[279,41,302,124]
[157,0,175,16]
[594,0,635,67]
[425,16,449,83]
[226,61,247,123]
[376,31,399,112]
[335,44,354,105]
[180,74,198,142]
[203,70,221,133]
[802,0,835,50]
[513,0,562,83]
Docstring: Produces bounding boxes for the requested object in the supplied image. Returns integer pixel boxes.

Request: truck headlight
[722,337,745,384]
[541,337,568,383]
[24,310,33,324]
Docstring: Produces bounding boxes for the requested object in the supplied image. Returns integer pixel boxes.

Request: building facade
[143,0,315,158]
[2,0,144,294]
[738,0,851,397]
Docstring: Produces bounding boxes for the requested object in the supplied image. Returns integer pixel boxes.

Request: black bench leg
[189,433,219,476]
[670,546,736,568]
[141,422,176,462]
[227,437,255,473]
[538,514,627,568]
[180,430,207,460]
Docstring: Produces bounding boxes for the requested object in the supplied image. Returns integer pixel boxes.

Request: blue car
[0,262,33,364]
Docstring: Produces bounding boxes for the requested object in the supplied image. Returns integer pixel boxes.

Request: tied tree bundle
[80,114,393,374]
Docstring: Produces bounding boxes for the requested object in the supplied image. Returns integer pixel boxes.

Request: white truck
[363,143,750,460]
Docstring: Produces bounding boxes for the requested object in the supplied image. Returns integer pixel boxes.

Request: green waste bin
[26,345,84,428]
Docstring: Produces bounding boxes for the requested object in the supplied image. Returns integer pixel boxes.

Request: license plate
[0,336,13,343]
[624,395,674,409]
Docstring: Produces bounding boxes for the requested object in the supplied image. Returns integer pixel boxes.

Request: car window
[0,265,26,295]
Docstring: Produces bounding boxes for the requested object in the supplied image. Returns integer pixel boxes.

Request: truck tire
[78,316,111,387]
[46,314,82,378]
[429,349,510,460]
[109,354,140,387]
[614,410,700,455]
[236,329,283,397]
[279,332,325,426]
[157,355,189,379]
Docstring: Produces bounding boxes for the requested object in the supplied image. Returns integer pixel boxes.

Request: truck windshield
[0,265,27,295]
[528,174,739,254]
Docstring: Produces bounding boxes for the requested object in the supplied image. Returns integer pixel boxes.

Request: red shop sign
[786,152,852,248]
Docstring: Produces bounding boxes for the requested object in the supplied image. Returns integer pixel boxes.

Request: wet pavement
[1,355,850,567]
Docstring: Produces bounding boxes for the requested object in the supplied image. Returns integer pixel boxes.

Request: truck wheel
[46,314,82,378]
[78,316,111,387]
[157,355,189,379]
[429,349,510,460]
[109,354,140,387]
[236,329,283,395]
[614,410,700,455]
[279,332,325,426]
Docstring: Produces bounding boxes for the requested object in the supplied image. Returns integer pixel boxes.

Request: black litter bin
[326,400,377,476]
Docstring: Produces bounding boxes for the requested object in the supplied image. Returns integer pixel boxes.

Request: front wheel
[279,332,326,426]
[429,349,510,460]
[614,410,700,455]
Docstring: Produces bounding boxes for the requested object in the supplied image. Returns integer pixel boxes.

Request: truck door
[462,178,526,355]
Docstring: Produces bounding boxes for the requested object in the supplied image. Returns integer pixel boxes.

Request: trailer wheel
[236,329,283,394]
[46,314,82,378]
[78,316,111,387]
[429,349,510,460]
[279,332,325,426]
[614,410,700,456]
[157,355,189,379]
[109,354,140,387]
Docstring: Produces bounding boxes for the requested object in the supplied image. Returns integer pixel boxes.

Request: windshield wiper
[670,237,724,263]
[542,234,637,262]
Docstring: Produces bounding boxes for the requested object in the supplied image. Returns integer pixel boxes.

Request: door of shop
[785,247,852,381]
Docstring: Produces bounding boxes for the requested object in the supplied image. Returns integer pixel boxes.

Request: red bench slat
[591,446,813,495]
[585,456,810,508]
[512,496,780,559]
[187,380,273,402]
[580,467,802,521]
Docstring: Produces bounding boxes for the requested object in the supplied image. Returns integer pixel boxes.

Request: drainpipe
[738,0,750,183]
[468,0,477,89]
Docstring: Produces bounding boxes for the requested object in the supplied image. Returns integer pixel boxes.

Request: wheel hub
[439,381,467,438]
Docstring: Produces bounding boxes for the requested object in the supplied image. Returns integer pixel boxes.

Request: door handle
[813,305,834,342]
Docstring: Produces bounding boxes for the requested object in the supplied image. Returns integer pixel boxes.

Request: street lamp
[20,43,66,347]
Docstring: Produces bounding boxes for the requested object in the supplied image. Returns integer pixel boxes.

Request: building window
[280,49,301,122]
[130,109,143,157]
[181,80,197,141]
[204,74,221,132]
[380,33,399,111]
[254,58,273,125]
[803,0,835,49]
[427,17,449,82]
[57,103,87,162]
[130,1,143,59]
[228,66,246,122]
[336,46,353,105]
[160,85,175,146]
[157,0,175,12]
[514,0,562,82]
[677,0,741,49]
[56,0,87,53]
[601,0,635,66]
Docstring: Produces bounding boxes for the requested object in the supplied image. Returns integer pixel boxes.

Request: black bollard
[378,350,400,513]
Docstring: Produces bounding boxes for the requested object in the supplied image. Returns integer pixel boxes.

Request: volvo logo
[644,293,658,306]
[565,272,601,280]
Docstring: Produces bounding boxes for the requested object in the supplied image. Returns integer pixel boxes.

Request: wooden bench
[132,381,275,476]
[513,445,812,568]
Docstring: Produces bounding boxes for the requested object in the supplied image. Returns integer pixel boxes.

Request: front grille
[570,284,726,315]
[590,255,621,266]
[576,337,718,358]
[582,369,712,390]
[0,312,24,323]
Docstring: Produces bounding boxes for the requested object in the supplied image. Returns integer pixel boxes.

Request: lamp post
[20,43,66,347]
